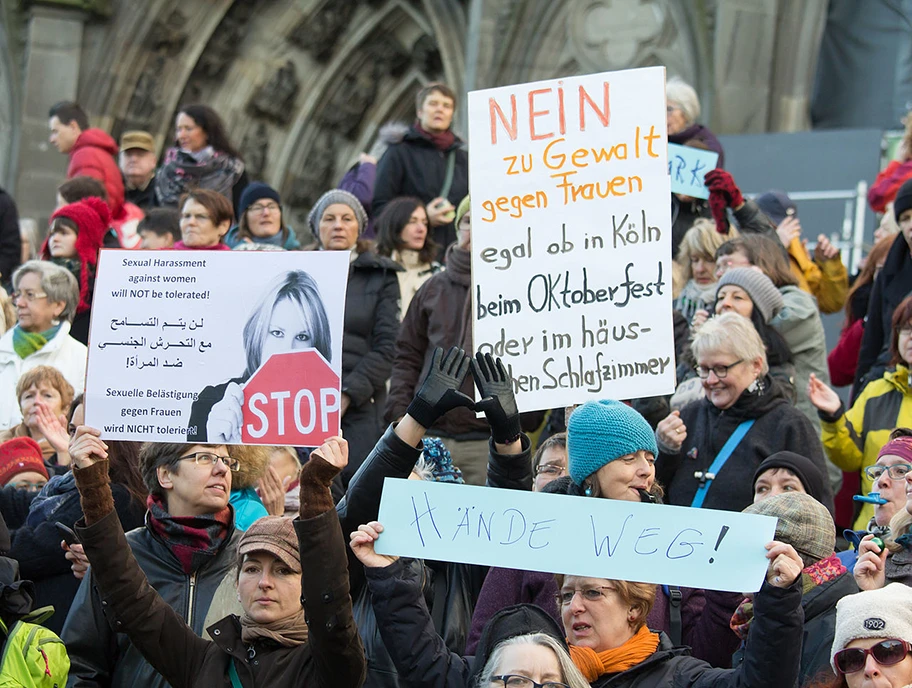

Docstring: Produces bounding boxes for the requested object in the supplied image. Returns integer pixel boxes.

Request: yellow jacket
[787,236,848,314]
[822,364,912,529]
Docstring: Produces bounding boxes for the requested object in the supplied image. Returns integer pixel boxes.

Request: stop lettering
[241,350,341,445]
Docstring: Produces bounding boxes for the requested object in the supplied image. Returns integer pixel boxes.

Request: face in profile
[260,297,316,364]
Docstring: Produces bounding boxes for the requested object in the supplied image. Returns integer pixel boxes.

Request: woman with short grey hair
[655,312,831,513]
[666,76,725,166]
[0,260,87,430]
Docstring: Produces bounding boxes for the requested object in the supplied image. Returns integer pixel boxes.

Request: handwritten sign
[85,250,349,444]
[668,143,718,199]
[376,479,777,592]
[467,67,675,412]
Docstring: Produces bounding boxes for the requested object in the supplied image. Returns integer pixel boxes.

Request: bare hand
[776,216,801,249]
[807,373,841,415]
[62,542,89,580]
[657,410,687,451]
[206,382,243,444]
[854,534,888,590]
[258,465,288,516]
[765,541,803,587]
[814,234,840,263]
[691,309,709,330]
[350,521,398,568]
[68,426,107,468]
[310,436,348,471]
[426,197,455,227]
[359,152,377,166]
[34,403,69,455]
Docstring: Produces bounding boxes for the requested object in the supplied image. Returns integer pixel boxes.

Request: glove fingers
[443,346,461,376]
[469,358,485,394]
[430,346,444,372]
[455,352,472,384]
[495,357,509,383]
[473,351,490,382]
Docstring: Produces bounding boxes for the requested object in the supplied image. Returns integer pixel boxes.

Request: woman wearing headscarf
[308,189,402,485]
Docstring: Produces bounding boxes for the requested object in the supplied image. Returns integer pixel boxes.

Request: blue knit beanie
[420,437,464,484]
[567,400,658,486]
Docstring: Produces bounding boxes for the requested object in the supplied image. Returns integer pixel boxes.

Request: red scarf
[415,122,456,152]
[147,494,232,574]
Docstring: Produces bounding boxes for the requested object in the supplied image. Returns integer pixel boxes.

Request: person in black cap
[752,450,834,515]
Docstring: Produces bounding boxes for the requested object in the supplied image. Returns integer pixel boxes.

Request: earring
[584,485,593,497]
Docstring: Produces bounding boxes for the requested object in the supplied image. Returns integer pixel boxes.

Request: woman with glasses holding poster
[655,312,830,514]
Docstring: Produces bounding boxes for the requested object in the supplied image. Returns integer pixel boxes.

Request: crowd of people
[0,74,909,687]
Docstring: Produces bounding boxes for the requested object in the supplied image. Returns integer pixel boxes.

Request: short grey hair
[666,76,700,125]
[691,312,768,375]
[475,633,590,688]
[12,260,79,323]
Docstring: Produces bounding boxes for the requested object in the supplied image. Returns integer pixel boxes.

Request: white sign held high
[467,67,674,412]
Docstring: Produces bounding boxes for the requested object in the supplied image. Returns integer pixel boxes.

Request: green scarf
[13,323,62,359]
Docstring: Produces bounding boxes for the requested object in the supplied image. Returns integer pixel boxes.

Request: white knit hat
[831,583,912,672]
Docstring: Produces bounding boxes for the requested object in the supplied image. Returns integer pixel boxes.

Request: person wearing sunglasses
[818,583,912,688]
[810,294,912,531]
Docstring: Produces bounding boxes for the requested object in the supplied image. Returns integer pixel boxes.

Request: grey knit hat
[307,189,368,240]
[830,584,912,672]
[716,267,784,323]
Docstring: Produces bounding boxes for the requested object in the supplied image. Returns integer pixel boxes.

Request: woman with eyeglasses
[224,183,301,251]
[657,312,830,514]
[810,294,912,531]
[806,583,912,688]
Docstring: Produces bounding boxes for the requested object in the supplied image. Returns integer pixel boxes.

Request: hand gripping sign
[242,350,341,445]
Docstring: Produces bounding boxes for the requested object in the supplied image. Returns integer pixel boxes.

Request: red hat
[0,437,48,486]
[43,196,110,313]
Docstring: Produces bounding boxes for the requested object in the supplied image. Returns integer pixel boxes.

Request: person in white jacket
[0,261,86,430]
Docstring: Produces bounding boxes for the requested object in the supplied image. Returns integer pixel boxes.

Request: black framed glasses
[834,639,912,674]
[555,586,615,607]
[865,463,912,481]
[491,676,570,688]
[696,359,744,380]
[178,451,240,472]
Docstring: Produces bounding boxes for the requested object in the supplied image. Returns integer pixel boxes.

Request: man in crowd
[61,441,242,688]
[373,82,468,257]
[119,131,159,211]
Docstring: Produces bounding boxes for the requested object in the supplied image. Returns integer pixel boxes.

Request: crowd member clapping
[657,312,831,513]
[0,261,86,431]
[810,294,912,530]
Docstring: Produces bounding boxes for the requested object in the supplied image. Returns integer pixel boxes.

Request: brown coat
[73,461,365,688]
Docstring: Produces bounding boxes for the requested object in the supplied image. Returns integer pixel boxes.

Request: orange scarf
[568,626,660,682]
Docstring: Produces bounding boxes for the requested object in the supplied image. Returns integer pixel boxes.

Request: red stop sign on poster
[241,350,341,446]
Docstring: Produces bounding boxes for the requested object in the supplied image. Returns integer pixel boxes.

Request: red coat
[828,317,865,387]
[67,129,125,217]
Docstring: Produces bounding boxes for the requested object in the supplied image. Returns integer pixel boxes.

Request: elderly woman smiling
[656,312,831,513]
[0,261,86,431]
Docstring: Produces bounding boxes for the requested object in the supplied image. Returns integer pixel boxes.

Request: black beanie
[894,178,912,223]
[752,451,833,516]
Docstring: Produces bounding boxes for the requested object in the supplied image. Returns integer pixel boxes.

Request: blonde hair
[676,219,738,284]
[552,576,656,633]
[475,633,590,688]
[887,508,912,553]
[691,312,768,376]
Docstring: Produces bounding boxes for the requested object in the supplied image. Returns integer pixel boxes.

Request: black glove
[405,347,474,429]
[471,352,521,445]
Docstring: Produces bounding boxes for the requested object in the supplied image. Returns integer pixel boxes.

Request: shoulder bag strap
[439,149,457,200]
[229,658,244,688]
[690,419,756,508]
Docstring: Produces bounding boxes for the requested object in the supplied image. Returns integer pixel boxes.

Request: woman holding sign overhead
[656,312,831,514]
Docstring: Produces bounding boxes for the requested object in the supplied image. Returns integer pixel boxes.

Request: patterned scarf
[415,122,456,152]
[568,626,660,681]
[240,608,308,647]
[155,147,245,207]
[146,494,232,574]
[12,323,62,359]
[730,553,846,640]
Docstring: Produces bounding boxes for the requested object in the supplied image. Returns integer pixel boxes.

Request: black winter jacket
[61,515,241,688]
[373,126,469,256]
[671,197,775,259]
[340,250,403,483]
[657,375,833,513]
[0,188,21,287]
[338,425,533,688]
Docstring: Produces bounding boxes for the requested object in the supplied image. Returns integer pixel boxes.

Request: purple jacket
[340,161,377,238]
[465,567,742,668]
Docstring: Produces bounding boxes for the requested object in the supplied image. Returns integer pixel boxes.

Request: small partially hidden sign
[376,479,777,593]
[668,143,719,199]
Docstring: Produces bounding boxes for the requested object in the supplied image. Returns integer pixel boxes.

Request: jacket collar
[403,124,465,152]
[885,364,912,394]
[351,251,404,272]
[704,374,788,420]
[0,321,73,360]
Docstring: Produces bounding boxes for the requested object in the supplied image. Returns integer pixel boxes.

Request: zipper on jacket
[187,572,197,628]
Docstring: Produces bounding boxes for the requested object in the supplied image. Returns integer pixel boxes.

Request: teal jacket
[228,487,268,531]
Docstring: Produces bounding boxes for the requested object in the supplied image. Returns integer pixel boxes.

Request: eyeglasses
[556,586,615,607]
[11,290,48,303]
[535,464,566,477]
[696,359,744,379]
[834,639,912,675]
[7,480,46,492]
[900,325,912,336]
[865,463,912,481]
[491,676,570,688]
[248,202,280,214]
[178,451,240,472]
[666,106,680,114]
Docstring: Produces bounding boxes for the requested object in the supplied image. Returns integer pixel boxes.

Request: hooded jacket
[67,129,125,218]
[657,375,833,513]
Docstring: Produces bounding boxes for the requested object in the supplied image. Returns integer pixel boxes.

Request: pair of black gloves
[405,347,522,445]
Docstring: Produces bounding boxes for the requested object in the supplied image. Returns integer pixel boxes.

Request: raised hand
[854,534,888,591]
[471,352,521,444]
[350,521,398,568]
[405,347,475,429]
[775,216,802,249]
[68,426,108,469]
[206,382,243,444]
[704,169,744,209]
[807,373,841,415]
[814,234,840,263]
[258,465,288,516]
[765,541,803,587]
[657,410,687,452]
[310,436,348,471]
[34,403,70,455]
